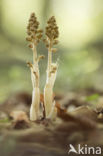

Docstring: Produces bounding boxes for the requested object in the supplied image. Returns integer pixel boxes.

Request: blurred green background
[0,0,103,102]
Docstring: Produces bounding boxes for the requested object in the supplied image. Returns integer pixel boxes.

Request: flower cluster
[43,16,59,53]
[26,13,43,48]
[46,16,59,40]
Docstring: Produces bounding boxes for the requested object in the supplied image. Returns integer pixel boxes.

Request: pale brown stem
[32,43,39,88]
[32,44,37,64]
[30,42,40,121]
[47,40,52,81]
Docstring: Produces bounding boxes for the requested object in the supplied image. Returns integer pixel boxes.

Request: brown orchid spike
[26,13,44,121]
[43,16,59,119]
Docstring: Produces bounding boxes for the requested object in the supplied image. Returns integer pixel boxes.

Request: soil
[0,89,103,156]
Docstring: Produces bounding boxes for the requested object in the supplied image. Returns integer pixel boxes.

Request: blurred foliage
[0,118,9,123]
[85,94,100,102]
[0,0,103,102]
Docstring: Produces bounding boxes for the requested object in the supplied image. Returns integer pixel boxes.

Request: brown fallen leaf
[10,111,29,122]
[10,111,30,129]
[0,92,31,114]
[57,106,97,130]
[70,106,97,121]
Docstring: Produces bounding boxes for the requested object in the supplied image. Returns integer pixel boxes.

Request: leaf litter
[0,90,103,156]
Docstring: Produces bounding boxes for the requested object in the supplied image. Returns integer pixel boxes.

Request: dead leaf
[10,111,30,129]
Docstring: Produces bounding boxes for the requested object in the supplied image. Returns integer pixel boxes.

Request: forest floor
[0,89,103,156]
